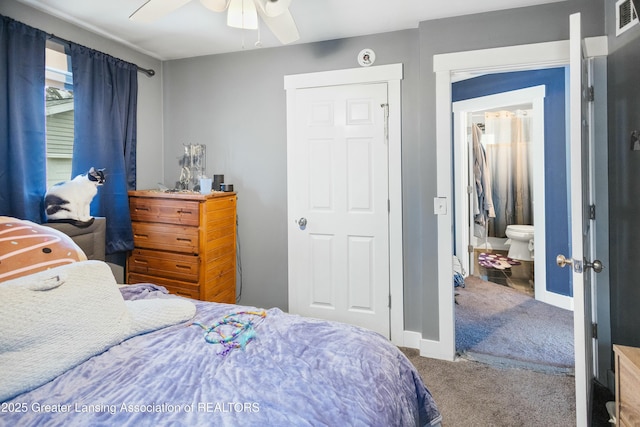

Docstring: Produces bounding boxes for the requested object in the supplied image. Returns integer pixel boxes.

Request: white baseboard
[402,330,456,361]
[420,338,456,361]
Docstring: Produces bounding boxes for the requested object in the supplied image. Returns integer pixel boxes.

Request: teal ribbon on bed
[190,310,266,356]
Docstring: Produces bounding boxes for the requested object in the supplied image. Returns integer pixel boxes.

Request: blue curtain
[69,44,137,254]
[0,16,47,222]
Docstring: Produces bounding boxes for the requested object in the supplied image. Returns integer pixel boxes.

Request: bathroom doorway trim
[429,37,607,362]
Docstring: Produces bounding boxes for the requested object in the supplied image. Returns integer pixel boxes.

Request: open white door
[558,13,603,426]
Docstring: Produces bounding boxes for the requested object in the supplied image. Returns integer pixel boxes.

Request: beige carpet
[401,347,576,426]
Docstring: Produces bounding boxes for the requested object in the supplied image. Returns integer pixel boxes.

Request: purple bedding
[1,284,441,426]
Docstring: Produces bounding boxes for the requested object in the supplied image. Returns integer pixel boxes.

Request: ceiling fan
[130,0,299,45]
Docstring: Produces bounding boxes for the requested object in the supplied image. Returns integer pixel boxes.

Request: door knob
[585,259,604,273]
[557,254,603,274]
[556,254,573,268]
[297,217,307,229]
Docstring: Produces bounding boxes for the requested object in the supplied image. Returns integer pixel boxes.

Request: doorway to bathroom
[452,80,575,375]
[451,68,572,311]
[453,86,549,303]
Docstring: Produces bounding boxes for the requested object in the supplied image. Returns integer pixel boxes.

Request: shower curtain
[484,110,533,238]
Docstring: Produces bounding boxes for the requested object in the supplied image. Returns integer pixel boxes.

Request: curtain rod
[47,34,156,77]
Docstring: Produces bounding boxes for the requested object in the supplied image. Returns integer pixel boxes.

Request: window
[45,41,74,188]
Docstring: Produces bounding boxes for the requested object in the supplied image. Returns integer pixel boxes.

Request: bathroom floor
[472,249,534,297]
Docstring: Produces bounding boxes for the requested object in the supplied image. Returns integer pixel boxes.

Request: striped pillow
[0,217,87,282]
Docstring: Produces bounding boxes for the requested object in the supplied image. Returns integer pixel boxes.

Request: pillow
[0,260,196,402]
[0,216,87,282]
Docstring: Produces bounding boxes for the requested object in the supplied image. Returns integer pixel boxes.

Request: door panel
[566,12,594,426]
[288,83,390,337]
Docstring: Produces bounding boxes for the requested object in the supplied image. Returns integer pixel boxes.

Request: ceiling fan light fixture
[264,0,291,17]
[227,0,258,29]
[200,0,230,13]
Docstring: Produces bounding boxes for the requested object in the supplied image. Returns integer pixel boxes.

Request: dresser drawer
[128,273,200,300]
[130,197,200,226]
[128,248,199,282]
[132,222,199,254]
[128,190,236,303]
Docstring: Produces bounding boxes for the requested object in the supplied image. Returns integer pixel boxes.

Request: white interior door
[287,82,390,338]
[560,12,599,426]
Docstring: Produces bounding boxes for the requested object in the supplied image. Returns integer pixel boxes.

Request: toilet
[505,225,535,261]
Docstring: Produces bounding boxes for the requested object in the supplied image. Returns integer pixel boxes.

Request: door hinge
[380,103,389,143]
[587,86,595,102]
[468,245,474,253]
[467,185,474,195]
[592,323,598,339]
[388,199,391,213]
[589,204,596,220]
[388,294,392,309]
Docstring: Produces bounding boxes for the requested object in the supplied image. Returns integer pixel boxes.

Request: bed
[0,217,442,426]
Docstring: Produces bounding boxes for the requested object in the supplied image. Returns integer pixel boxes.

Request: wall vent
[616,0,639,36]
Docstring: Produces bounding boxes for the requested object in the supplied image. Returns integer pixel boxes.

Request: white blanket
[0,260,195,402]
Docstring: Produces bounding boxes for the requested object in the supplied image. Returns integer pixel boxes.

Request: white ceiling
[16,0,565,61]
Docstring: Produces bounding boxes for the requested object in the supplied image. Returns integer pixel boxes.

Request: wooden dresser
[126,190,237,303]
[614,344,640,427]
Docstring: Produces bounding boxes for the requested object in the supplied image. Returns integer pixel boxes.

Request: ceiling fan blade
[257,7,299,44]
[263,0,291,17]
[200,0,230,13]
[130,0,192,22]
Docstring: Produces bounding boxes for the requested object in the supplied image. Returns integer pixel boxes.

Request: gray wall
[605,0,640,348]
[420,0,604,339]
[163,31,421,316]
[163,0,605,338]
[417,0,604,339]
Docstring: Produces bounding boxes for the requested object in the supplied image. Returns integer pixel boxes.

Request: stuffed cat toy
[44,167,105,227]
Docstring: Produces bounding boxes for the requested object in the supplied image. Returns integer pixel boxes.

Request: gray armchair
[43,217,106,261]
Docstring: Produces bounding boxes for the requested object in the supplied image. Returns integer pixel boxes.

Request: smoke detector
[616,0,639,36]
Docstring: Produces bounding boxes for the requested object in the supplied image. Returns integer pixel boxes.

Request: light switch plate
[434,197,447,215]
